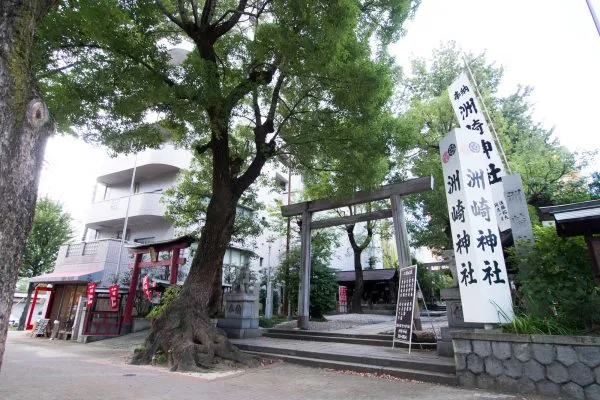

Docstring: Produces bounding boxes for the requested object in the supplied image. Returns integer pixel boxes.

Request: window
[134,182,140,194]
[103,185,111,200]
[116,230,130,240]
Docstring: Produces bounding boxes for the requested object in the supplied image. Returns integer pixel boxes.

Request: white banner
[448,72,510,232]
[440,128,514,323]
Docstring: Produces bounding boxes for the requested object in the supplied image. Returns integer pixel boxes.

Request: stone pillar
[438,250,484,357]
[217,293,261,339]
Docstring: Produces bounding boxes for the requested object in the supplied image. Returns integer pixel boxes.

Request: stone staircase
[262,328,437,349]
[233,331,456,386]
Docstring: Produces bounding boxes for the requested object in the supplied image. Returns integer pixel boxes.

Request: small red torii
[121,235,194,334]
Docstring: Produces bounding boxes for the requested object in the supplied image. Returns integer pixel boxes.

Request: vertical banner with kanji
[393,265,417,352]
[338,286,347,313]
[86,282,97,308]
[142,275,151,301]
[440,128,514,323]
[108,284,119,309]
[448,73,510,232]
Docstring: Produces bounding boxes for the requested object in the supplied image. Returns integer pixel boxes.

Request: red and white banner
[142,275,151,301]
[108,284,119,309]
[338,286,347,305]
[86,282,97,308]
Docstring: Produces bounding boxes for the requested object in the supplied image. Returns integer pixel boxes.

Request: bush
[258,316,288,328]
[417,265,453,304]
[511,226,600,332]
[146,285,182,319]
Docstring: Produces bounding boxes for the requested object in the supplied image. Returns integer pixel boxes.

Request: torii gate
[281,176,434,329]
[121,235,194,334]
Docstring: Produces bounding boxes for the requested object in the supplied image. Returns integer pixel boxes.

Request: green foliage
[258,316,288,328]
[417,266,452,304]
[589,172,600,199]
[163,157,264,245]
[511,226,600,331]
[20,197,74,280]
[500,313,573,336]
[394,42,594,251]
[276,232,339,319]
[146,285,182,320]
[152,349,168,365]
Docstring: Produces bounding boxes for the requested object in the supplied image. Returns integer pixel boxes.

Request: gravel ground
[273,312,449,337]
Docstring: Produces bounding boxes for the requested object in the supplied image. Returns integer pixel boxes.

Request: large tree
[0,0,55,371]
[36,0,417,370]
[18,198,73,330]
[394,42,593,251]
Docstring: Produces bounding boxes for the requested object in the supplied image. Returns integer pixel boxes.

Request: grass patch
[258,316,288,328]
[500,313,574,335]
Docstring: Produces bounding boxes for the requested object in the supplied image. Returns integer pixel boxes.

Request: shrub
[146,285,182,320]
[511,226,600,332]
[258,316,288,328]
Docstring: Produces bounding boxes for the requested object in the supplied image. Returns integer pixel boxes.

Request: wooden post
[122,253,142,334]
[169,249,179,285]
[297,210,312,329]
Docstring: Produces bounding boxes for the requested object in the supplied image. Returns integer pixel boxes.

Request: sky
[39,0,600,235]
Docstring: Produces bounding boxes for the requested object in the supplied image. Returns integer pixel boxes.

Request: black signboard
[393,266,417,350]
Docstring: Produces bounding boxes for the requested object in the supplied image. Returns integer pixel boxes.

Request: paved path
[0,331,549,400]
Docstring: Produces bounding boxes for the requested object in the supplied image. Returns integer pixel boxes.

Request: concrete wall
[452,330,600,399]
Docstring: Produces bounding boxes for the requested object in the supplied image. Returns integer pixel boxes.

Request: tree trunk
[351,249,364,314]
[346,221,374,314]
[17,282,35,330]
[0,0,53,371]
[132,185,257,371]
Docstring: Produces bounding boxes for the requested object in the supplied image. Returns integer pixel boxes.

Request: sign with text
[108,284,119,309]
[393,265,417,346]
[440,128,514,323]
[86,282,97,308]
[503,173,534,247]
[448,72,510,232]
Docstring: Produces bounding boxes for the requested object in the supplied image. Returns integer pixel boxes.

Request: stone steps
[237,344,457,386]
[263,329,436,349]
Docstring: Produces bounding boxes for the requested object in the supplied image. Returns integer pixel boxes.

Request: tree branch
[224,64,277,114]
[266,72,284,124]
[200,0,216,26]
[155,0,186,30]
[213,0,249,38]
[193,140,213,157]
[252,89,262,126]
[191,0,200,26]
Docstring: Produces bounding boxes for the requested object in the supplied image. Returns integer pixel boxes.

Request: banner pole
[461,55,511,173]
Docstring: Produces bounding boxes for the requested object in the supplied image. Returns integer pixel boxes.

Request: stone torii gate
[281,176,434,329]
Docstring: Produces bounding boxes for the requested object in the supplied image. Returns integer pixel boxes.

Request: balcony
[86,192,167,231]
[96,144,192,185]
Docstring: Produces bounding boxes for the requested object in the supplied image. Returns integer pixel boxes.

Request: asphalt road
[0,331,547,400]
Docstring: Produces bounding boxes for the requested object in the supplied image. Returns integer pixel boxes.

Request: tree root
[131,302,258,372]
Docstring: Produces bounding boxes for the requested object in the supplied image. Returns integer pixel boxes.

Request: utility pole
[265,238,274,319]
[115,154,138,285]
[285,168,292,319]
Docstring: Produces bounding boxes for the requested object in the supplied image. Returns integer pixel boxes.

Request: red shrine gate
[121,236,194,334]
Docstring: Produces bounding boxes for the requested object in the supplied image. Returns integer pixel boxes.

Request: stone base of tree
[452,330,600,399]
